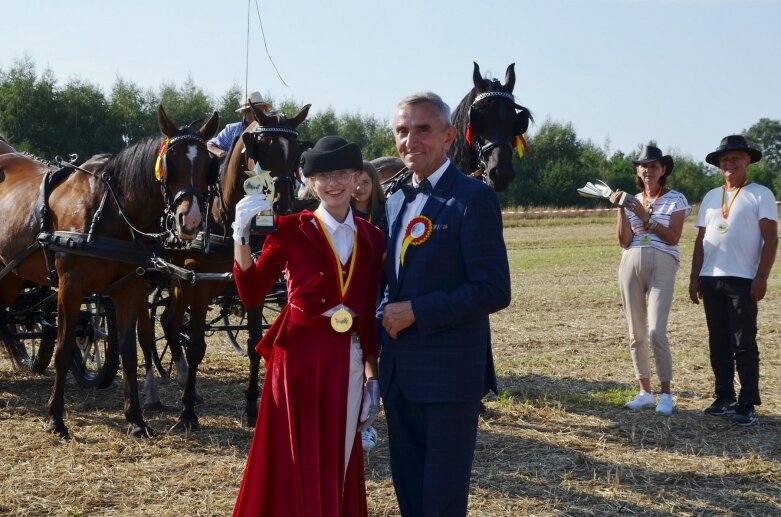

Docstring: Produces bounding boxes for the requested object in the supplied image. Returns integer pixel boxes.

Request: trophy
[577,180,626,206]
[243,164,276,233]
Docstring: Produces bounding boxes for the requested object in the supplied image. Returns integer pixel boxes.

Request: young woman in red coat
[231,136,385,517]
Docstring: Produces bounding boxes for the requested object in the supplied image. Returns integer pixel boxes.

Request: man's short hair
[395,92,452,127]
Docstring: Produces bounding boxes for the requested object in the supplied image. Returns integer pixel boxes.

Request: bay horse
[382,62,532,195]
[140,103,311,430]
[0,106,219,439]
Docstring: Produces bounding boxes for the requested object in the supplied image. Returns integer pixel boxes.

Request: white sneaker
[624,391,655,410]
[361,426,378,451]
[655,393,674,416]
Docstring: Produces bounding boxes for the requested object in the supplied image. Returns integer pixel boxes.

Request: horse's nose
[178,197,203,234]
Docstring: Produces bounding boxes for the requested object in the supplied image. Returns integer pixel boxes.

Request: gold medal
[716,221,729,234]
[640,235,651,245]
[330,307,353,333]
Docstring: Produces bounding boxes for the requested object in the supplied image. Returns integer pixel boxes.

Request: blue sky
[1,0,779,162]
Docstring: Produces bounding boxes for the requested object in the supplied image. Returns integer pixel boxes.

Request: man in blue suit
[378,92,511,516]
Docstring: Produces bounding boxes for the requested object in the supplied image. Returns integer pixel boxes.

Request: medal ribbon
[721,182,747,219]
[642,190,661,230]
[314,212,358,300]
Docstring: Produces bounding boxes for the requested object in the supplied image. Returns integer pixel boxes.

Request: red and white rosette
[399,215,432,266]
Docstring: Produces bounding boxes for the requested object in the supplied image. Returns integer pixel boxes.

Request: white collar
[314,206,356,233]
[412,159,450,189]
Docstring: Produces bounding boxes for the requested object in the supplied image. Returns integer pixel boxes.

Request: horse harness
[1,134,220,290]
[465,90,528,179]
[179,124,300,258]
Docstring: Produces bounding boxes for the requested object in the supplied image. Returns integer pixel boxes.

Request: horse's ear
[242,131,257,156]
[290,104,311,129]
[157,105,179,138]
[504,63,516,93]
[199,112,220,140]
[472,62,487,92]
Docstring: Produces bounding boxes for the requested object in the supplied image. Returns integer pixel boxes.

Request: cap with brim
[236,91,271,113]
[301,136,363,178]
[633,145,674,176]
[705,135,762,166]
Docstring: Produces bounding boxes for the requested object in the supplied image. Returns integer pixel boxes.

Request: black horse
[382,62,531,195]
[450,62,532,192]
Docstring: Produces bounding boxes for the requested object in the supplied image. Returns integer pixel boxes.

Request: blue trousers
[383,379,481,517]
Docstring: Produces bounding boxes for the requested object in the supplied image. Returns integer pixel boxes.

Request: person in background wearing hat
[378,92,510,516]
[689,135,777,427]
[609,145,691,416]
[207,91,271,159]
[230,136,385,516]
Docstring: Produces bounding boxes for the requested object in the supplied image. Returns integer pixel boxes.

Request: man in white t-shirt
[689,135,778,427]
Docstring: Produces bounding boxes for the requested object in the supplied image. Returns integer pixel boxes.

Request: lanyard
[642,190,662,230]
[721,182,747,219]
[314,214,358,299]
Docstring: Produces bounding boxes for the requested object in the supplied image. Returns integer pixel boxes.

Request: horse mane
[449,89,479,173]
[102,135,163,197]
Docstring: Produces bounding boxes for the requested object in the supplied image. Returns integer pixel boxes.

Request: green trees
[0,58,777,207]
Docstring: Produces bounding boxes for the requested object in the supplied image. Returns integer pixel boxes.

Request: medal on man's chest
[639,235,652,245]
[716,221,729,234]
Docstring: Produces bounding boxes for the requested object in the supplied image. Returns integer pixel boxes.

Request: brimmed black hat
[633,145,674,176]
[705,135,762,167]
[300,136,363,177]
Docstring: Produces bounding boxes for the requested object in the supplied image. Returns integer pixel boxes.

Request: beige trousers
[618,247,677,382]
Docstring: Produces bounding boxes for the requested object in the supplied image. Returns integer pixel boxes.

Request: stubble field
[1,212,780,516]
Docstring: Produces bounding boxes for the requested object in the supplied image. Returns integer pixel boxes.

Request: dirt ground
[1,214,780,516]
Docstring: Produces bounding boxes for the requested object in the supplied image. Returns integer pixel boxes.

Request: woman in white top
[610,145,691,416]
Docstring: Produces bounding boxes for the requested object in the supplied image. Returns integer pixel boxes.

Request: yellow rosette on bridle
[400,215,433,267]
[154,138,170,181]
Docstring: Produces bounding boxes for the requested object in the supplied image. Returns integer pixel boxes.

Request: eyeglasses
[312,170,355,185]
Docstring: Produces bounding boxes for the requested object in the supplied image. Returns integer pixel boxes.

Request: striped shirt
[624,189,691,264]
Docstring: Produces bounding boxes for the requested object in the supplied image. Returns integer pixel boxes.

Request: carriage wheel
[219,281,285,355]
[148,285,173,378]
[148,284,191,378]
[13,320,56,374]
[71,295,120,389]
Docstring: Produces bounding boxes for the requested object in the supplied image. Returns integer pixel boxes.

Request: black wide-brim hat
[633,145,674,176]
[300,136,363,177]
[705,135,763,167]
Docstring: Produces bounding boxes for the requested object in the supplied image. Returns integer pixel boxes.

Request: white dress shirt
[394,159,450,275]
[314,206,356,265]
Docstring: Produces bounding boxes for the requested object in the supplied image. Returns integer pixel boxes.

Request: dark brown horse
[141,104,310,430]
[0,106,218,438]
[450,62,532,192]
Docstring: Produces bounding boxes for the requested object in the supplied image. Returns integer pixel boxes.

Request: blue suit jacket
[378,163,511,403]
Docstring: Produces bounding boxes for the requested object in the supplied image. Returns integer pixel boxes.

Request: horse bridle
[155,134,219,241]
[247,125,300,211]
[467,91,524,178]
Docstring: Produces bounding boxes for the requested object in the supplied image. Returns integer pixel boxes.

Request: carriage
[1,61,531,437]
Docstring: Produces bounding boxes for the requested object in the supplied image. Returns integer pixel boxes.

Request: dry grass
[2,216,781,516]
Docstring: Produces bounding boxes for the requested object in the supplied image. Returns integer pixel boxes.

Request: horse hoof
[128,424,155,438]
[44,421,70,440]
[144,401,165,412]
[241,411,257,428]
[169,418,200,433]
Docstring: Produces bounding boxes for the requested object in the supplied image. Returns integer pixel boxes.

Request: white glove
[232,194,272,244]
[358,379,380,432]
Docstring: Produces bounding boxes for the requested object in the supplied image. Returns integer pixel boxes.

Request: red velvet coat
[232,210,384,517]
